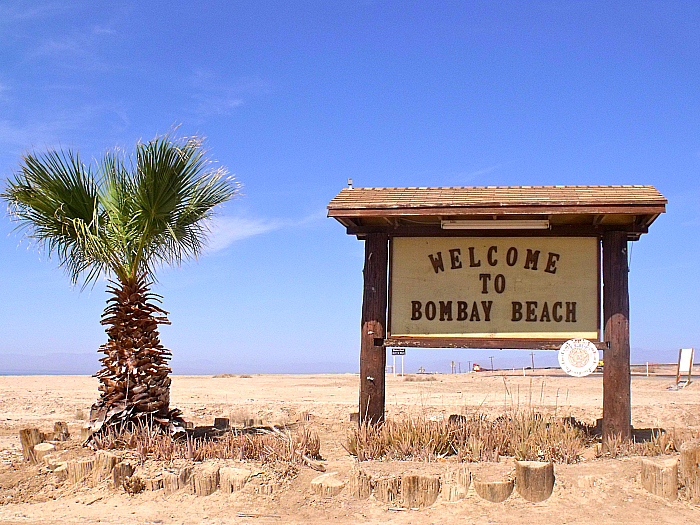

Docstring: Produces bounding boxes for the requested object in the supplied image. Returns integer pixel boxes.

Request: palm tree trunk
[89,275,184,434]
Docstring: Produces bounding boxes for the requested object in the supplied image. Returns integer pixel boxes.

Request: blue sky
[0,1,698,374]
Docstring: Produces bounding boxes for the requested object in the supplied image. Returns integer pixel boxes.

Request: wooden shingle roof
[327,185,666,239]
[328,185,666,211]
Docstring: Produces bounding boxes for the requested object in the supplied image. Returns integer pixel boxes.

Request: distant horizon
[2,347,691,376]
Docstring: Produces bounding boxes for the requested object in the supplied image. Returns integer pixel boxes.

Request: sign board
[391,348,406,355]
[389,237,600,340]
[558,339,600,377]
[677,348,694,385]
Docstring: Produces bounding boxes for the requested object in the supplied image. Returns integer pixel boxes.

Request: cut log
[473,479,514,503]
[680,439,700,503]
[348,467,373,499]
[19,428,43,463]
[54,463,68,481]
[311,472,346,498]
[112,461,135,489]
[400,474,441,508]
[43,454,60,470]
[441,465,471,501]
[219,467,252,493]
[68,458,95,484]
[53,422,70,441]
[472,463,515,503]
[191,464,220,496]
[214,418,229,430]
[33,443,55,463]
[640,457,678,501]
[163,465,193,495]
[93,450,119,485]
[373,474,400,505]
[144,476,163,491]
[515,461,555,502]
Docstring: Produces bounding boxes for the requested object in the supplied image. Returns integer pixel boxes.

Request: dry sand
[1,370,699,524]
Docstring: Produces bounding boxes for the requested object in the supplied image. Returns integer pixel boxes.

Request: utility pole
[530,351,535,370]
[489,356,494,371]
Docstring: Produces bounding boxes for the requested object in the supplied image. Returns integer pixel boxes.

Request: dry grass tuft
[402,374,438,382]
[347,411,686,464]
[93,423,321,466]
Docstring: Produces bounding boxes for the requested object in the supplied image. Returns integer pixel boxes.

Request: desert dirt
[0,369,699,524]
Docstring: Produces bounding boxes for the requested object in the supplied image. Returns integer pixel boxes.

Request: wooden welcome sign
[328,185,666,440]
[389,237,599,341]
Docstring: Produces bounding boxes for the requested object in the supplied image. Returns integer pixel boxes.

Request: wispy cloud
[0,103,131,151]
[0,1,71,24]
[205,210,325,254]
[206,216,283,253]
[187,69,269,118]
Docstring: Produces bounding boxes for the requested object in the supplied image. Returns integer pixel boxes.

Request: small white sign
[558,339,599,377]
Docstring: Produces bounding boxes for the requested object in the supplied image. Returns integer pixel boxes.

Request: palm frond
[2,150,111,286]
[1,134,239,287]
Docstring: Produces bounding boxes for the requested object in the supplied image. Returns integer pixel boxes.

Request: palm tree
[2,134,239,435]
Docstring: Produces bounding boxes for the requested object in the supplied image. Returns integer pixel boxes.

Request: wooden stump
[220,467,252,493]
[19,428,43,463]
[214,418,229,430]
[441,465,470,501]
[515,461,555,502]
[145,476,164,491]
[473,479,514,503]
[43,454,59,470]
[53,421,70,441]
[472,463,515,503]
[640,458,678,501]
[112,461,135,489]
[373,474,400,505]
[93,451,119,486]
[348,467,373,499]
[163,465,193,495]
[191,464,220,496]
[33,443,55,463]
[400,474,441,508]
[55,463,68,481]
[680,439,700,503]
[311,472,345,498]
[68,458,95,484]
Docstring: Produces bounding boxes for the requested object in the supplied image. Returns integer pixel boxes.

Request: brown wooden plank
[359,233,389,423]
[328,205,666,217]
[602,230,631,441]
[384,337,608,351]
[346,225,648,237]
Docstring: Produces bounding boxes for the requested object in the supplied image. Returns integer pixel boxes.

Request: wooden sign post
[329,185,666,441]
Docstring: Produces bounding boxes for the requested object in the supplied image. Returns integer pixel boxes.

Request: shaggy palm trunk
[89,276,185,435]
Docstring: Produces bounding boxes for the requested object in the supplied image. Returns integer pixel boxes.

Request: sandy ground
[0,370,699,524]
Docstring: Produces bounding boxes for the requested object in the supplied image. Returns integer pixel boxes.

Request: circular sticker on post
[558,339,600,377]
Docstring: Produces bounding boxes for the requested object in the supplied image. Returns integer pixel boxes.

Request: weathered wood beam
[384,337,608,351]
[359,234,389,423]
[603,230,631,442]
[329,204,666,218]
[345,224,647,237]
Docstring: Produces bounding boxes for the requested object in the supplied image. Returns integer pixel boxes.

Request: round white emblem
[558,339,599,377]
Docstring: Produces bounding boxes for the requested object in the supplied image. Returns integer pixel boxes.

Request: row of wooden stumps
[349,460,554,507]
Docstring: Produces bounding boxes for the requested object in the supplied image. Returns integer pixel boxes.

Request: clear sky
[1,1,698,375]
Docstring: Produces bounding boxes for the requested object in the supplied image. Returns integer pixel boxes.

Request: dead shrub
[92,422,321,467]
[347,411,680,464]
[402,374,438,382]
